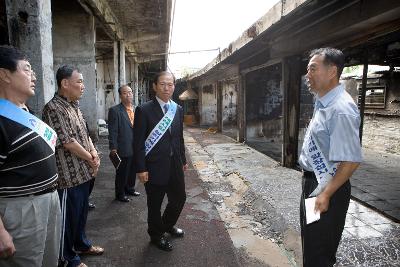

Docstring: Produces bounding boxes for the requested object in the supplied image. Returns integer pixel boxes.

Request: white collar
[155,96,170,107]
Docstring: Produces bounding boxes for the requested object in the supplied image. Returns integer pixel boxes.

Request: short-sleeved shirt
[42,94,93,189]
[0,110,58,197]
[299,83,363,172]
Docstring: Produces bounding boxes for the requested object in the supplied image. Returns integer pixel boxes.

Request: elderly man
[299,48,362,267]
[0,45,61,267]
[108,84,140,202]
[133,71,188,252]
[43,65,103,267]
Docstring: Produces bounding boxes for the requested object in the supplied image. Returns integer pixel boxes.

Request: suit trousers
[300,172,350,267]
[115,156,136,198]
[144,157,186,238]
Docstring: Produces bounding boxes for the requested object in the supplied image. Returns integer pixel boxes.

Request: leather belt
[303,170,316,179]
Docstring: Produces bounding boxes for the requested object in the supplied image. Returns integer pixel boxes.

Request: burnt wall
[245,64,283,140]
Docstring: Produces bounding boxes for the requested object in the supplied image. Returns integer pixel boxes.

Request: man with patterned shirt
[0,46,61,267]
[43,65,104,267]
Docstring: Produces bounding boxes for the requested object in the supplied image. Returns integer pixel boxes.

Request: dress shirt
[125,105,134,126]
[156,96,171,115]
[299,83,363,172]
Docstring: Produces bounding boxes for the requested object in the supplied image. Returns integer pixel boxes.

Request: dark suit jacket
[108,103,134,158]
[133,99,186,185]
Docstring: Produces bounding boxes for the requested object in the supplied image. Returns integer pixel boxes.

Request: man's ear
[152,82,157,92]
[329,65,338,80]
[61,78,68,89]
[0,68,11,83]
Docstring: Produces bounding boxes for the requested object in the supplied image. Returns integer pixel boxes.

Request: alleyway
[83,136,289,267]
[185,127,400,267]
[84,128,399,267]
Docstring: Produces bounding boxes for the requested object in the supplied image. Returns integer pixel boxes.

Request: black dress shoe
[126,191,140,197]
[167,227,184,238]
[151,236,173,251]
[116,196,130,203]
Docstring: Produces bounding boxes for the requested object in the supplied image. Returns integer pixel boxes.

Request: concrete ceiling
[82,0,172,64]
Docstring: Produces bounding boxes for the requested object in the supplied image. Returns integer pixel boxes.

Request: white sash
[0,99,57,152]
[304,117,337,197]
[144,100,177,155]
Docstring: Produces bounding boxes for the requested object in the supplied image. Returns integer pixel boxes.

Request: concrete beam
[79,0,123,40]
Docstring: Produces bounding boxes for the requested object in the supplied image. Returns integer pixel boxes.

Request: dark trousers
[58,180,92,267]
[300,172,350,267]
[115,156,136,199]
[144,158,186,238]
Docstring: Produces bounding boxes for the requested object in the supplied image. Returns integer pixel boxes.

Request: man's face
[8,60,36,98]
[306,55,335,94]
[119,86,133,104]
[153,73,175,102]
[65,70,84,101]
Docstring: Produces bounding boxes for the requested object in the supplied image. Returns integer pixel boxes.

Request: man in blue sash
[299,48,362,267]
[0,46,61,266]
[133,71,187,251]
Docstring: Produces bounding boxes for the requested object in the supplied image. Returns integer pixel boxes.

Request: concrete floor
[186,127,400,267]
[351,148,400,222]
[82,136,272,267]
[236,133,400,222]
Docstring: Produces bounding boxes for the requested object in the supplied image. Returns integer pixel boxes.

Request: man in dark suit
[133,71,187,251]
[108,85,140,203]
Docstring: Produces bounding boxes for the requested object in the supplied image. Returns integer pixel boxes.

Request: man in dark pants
[133,71,187,251]
[108,84,140,202]
[299,48,362,267]
[43,65,104,267]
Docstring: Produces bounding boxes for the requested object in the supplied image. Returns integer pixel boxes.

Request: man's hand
[315,192,330,213]
[183,164,188,171]
[0,229,15,259]
[88,150,100,177]
[138,172,149,183]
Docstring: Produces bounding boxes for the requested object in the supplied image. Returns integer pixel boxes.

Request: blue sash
[304,116,337,197]
[0,99,57,152]
[145,101,177,155]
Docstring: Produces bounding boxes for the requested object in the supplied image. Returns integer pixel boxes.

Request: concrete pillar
[237,74,246,142]
[119,41,126,86]
[217,81,223,132]
[133,60,139,106]
[6,0,55,115]
[113,41,119,104]
[282,56,301,168]
[52,1,97,138]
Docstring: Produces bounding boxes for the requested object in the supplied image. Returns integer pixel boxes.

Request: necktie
[164,103,169,114]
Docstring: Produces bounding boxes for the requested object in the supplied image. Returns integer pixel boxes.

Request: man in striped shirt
[0,46,61,266]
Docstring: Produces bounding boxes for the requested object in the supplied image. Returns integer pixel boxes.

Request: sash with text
[0,99,57,152]
[144,101,177,155]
